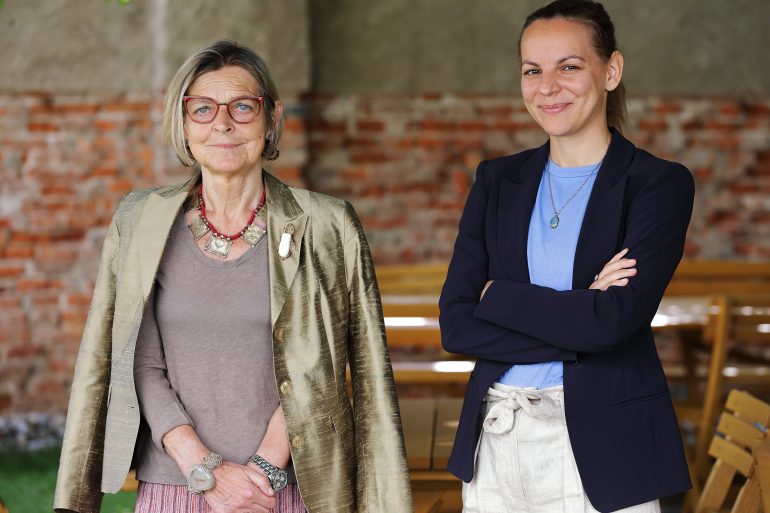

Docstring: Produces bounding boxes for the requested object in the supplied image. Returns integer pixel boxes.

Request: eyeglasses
[182,95,266,124]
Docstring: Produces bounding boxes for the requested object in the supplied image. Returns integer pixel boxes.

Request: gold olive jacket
[54,171,412,513]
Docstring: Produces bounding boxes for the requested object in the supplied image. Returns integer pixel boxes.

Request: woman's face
[184,65,278,176]
[519,18,621,139]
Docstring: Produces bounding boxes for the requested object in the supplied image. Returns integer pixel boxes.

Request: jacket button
[291,435,304,449]
[279,380,292,395]
[274,327,284,342]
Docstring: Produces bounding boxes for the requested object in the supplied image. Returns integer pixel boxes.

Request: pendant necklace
[185,185,267,258]
[546,158,602,229]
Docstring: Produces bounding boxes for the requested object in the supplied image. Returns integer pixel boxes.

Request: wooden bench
[666,260,770,296]
[376,263,447,296]
[377,260,770,298]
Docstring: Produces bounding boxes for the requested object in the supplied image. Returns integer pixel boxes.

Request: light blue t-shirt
[497,159,600,388]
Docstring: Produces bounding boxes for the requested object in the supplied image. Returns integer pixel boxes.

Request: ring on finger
[594,274,600,281]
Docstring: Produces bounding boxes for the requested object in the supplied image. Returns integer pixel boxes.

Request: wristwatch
[248,454,288,491]
[186,452,223,495]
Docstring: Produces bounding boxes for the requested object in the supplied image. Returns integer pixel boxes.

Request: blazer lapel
[136,175,197,301]
[264,171,308,326]
[572,130,634,289]
[498,142,549,282]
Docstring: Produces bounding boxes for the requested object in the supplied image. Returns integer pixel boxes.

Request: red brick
[28,122,58,132]
[420,120,455,131]
[103,101,151,112]
[0,266,24,278]
[638,119,668,131]
[7,345,41,359]
[90,165,120,177]
[94,120,120,131]
[655,102,683,115]
[458,122,486,132]
[356,120,384,132]
[351,152,388,164]
[6,241,34,258]
[283,118,305,132]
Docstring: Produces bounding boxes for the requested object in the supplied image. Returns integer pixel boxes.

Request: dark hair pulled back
[519,0,627,131]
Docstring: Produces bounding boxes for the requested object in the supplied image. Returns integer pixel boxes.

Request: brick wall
[1,92,768,414]
[304,94,770,263]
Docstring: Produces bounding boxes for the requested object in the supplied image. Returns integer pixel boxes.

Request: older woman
[440,1,693,512]
[54,40,411,513]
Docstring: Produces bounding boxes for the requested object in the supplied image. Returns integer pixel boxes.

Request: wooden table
[384,295,711,387]
[383,295,710,348]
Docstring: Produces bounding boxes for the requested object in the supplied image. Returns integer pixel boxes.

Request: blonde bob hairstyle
[162,40,283,167]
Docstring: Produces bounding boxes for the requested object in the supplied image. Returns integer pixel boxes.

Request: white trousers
[462,383,660,513]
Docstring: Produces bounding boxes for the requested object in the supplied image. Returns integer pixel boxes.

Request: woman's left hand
[589,248,637,291]
[204,461,276,513]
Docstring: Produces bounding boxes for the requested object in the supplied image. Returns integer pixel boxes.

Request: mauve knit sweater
[133,210,280,485]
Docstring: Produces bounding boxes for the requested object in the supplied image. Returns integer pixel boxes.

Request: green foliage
[0,445,136,513]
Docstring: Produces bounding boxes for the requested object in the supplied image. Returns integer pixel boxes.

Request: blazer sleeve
[342,202,413,513]
[54,217,119,513]
[474,162,695,354]
[439,161,579,363]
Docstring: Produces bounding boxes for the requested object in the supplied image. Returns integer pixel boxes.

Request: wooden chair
[678,295,770,486]
[692,390,770,513]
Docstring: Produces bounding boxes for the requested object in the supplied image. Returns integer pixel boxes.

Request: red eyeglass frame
[182,95,266,124]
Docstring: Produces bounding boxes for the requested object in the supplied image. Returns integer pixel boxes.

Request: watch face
[271,469,288,491]
[189,466,215,491]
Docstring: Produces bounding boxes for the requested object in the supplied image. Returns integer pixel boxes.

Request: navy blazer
[439,130,694,513]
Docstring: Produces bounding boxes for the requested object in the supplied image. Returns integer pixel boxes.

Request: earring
[182,139,197,166]
[265,137,280,161]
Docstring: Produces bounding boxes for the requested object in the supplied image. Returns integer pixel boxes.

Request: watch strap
[248,454,288,491]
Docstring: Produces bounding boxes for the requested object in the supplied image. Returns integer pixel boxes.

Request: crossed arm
[440,160,694,360]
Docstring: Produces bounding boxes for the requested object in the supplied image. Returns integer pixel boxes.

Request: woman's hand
[247,405,291,483]
[161,425,276,512]
[589,248,637,291]
[205,462,276,513]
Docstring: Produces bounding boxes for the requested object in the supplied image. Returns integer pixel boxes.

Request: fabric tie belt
[482,386,558,434]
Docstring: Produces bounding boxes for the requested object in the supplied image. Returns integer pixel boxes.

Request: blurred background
[0,1,769,512]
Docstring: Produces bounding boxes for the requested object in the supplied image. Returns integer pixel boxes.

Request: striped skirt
[135,481,307,513]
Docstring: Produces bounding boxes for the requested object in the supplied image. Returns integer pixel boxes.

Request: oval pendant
[550,214,559,229]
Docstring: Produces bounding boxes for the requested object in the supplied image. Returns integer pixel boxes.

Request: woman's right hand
[162,425,276,512]
[589,248,637,291]
[205,462,277,513]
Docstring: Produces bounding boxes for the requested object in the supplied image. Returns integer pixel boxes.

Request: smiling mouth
[210,143,243,149]
[540,103,571,114]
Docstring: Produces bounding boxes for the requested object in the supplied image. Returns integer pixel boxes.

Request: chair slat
[708,437,754,477]
[716,412,765,450]
[726,384,770,427]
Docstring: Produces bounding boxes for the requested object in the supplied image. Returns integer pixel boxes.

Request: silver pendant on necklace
[188,216,210,240]
[204,235,233,258]
[550,214,560,229]
[242,223,266,247]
